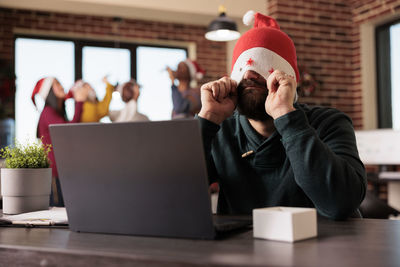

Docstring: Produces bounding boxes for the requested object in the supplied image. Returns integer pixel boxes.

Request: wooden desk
[0,218,399,266]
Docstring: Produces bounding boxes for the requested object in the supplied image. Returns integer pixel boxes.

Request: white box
[253,206,317,242]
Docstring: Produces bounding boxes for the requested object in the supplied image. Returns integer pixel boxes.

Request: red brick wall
[2,3,400,124]
[266,0,400,129]
[351,0,400,201]
[0,8,227,117]
[267,0,358,125]
[350,0,400,128]
[0,8,227,79]
[266,1,400,202]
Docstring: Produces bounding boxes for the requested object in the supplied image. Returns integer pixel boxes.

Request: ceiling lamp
[205,5,240,42]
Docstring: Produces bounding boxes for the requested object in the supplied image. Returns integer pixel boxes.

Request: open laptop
[49,119,250,239]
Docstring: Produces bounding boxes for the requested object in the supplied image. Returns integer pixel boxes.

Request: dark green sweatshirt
[198,103,367,220]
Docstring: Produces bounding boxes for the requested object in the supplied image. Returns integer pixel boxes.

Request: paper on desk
[1,207,68,226]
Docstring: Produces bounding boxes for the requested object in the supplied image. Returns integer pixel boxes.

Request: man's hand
[265,70,297,119]
[198,76,237,125]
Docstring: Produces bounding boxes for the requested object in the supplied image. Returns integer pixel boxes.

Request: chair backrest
[359,191,400,219]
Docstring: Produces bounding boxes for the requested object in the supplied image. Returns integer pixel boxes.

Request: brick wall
[350,0,400,128]
[0,8,227,118]
[351,0,400,201]
[267,0,400,129]
[266,0,400,202]
[267,0,358,125]
[0,8,227,79]
[1,3,400,124]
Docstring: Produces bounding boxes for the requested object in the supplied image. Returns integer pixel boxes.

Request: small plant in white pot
[0,140,52,214]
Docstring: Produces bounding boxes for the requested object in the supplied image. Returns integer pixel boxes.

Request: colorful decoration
[297,68,319,97]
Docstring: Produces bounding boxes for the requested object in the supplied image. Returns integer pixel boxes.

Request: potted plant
[0,140,52,214]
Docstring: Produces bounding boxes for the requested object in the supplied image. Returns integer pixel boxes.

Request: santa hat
[31,77,55,107]
[231,11,299,98]
[184,59,205,81]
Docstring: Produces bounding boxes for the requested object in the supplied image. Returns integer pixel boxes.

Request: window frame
[375,19,400,128]
[14,34,188,82]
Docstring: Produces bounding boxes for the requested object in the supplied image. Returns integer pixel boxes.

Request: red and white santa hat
[184,59,206,82]
[231,11,299,99]
[31,77,55,107]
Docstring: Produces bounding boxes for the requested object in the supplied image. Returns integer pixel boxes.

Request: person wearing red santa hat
[33,77,88,207]
[197,11,366,220]
[167,59,205,119]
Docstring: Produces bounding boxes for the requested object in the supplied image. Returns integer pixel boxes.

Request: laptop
[49,119,250,239]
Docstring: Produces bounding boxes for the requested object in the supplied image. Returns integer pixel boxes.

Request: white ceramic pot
[1,168,52,214]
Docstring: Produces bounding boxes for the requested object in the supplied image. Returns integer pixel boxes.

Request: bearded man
[197,11,366,220]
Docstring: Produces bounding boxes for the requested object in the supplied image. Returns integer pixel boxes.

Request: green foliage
[0,139,51,169]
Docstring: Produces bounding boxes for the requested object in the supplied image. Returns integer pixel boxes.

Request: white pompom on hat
[184,59,206,82]
[243,10,256,26]
[31,77,55,107]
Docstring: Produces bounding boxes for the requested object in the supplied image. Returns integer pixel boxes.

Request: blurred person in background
[167,59,205,119]
[69,76,115,123]
[108,79,149,122]
[32,77,88,207]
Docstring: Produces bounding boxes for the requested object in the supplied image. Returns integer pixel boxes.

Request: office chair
[359,191,400,219]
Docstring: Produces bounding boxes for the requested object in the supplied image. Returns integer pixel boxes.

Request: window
[14,36,187,142]
[77,41,187,121]
[15,38,74,143]
[82,46,131,122]
[137,46,187,121]
[376,20,400,129]
[390,24,400,129]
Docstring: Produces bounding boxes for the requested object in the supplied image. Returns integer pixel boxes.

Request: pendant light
[205,5,240,42]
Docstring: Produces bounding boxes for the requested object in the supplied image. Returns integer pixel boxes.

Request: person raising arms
[32,77,88,206]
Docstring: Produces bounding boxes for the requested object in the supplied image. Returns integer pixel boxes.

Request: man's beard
[237,79,270,121]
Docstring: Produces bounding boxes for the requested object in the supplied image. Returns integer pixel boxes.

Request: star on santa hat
[268,67,274,74]
[246,58,254,66]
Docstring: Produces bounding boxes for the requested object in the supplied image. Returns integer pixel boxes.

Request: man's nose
[242,70,260,80]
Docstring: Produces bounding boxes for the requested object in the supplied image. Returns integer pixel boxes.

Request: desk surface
[0,218,399,266]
